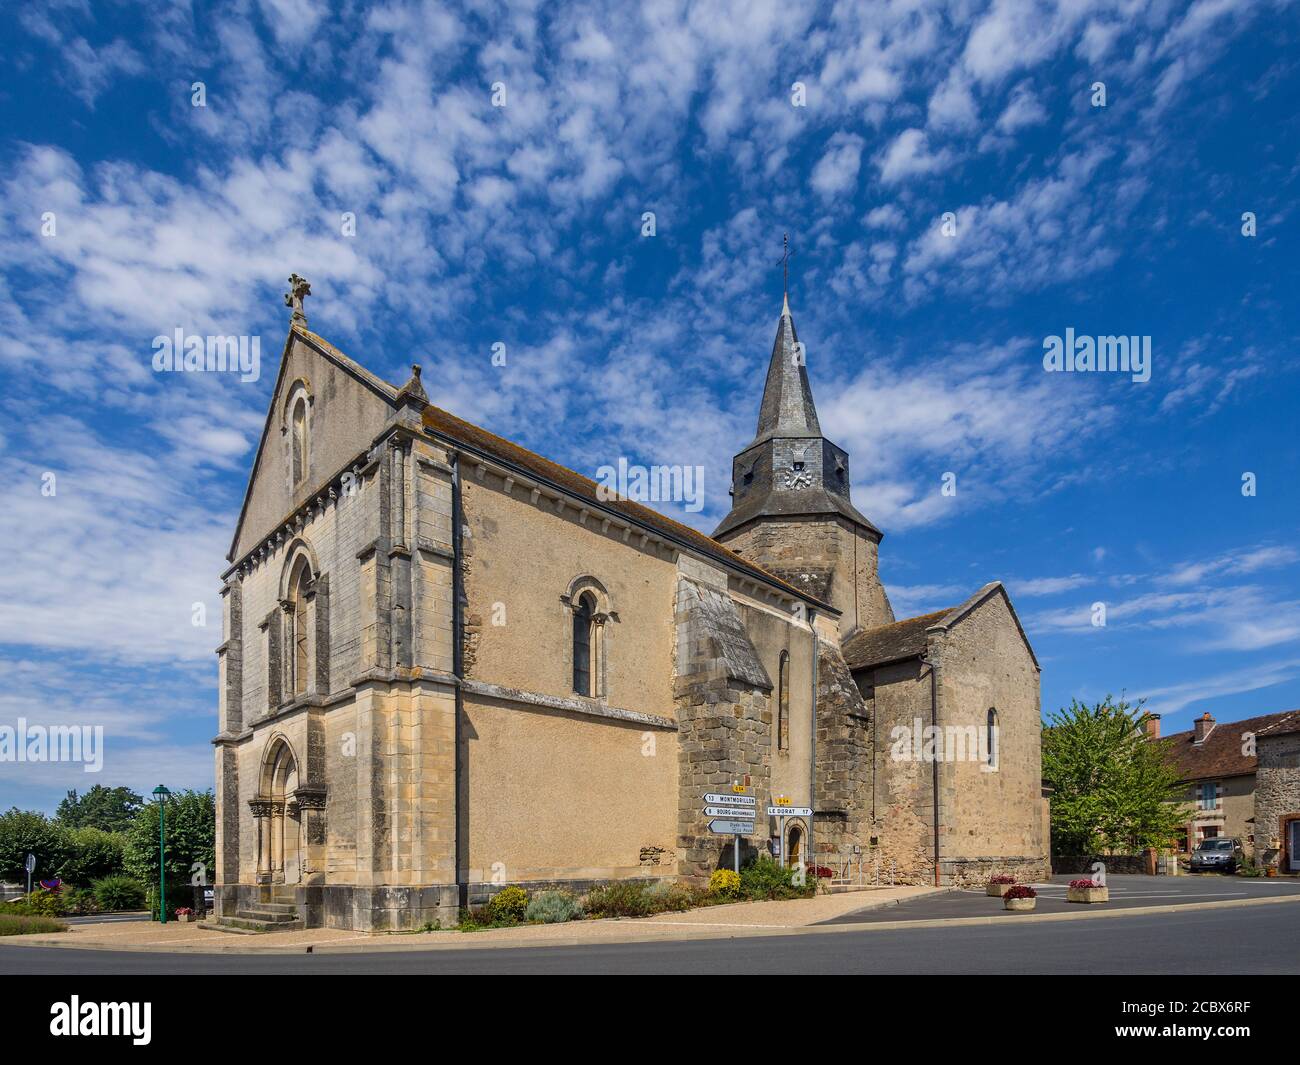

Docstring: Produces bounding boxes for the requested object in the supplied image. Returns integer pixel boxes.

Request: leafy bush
[708,869,741,898]
[62,886,101,915]
[0,913,66,936]
[584,880,656,918]
[525,890,583,924]
[989,874,1017,885]
[92,875,147,912]
[645,879,698,912]
[739,855,812,900]
[0,809,68,883]
[1005,885,1037,899]
[484,885,529,924]
[22,889,62,917]
[1236,861,1264,878]
[57,828,126,885]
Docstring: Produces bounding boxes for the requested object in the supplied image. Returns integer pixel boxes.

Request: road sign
[702,793,756,807]
[709,819,754,835]
[767,806,812,817]
[705,806,756,819]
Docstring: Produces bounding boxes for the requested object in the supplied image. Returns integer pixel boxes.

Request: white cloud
[810,133,864,197]
[877,128,953,184]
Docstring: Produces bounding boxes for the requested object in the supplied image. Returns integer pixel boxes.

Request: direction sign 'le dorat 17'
[767,805,812,817]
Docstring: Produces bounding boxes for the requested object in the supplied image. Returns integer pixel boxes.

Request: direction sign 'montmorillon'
[702,793,756,807]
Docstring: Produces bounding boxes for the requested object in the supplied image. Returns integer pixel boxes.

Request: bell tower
[713,296,894,635]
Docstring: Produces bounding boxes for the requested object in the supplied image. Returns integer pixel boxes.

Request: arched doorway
[257,738,302,885]
[786,823,804,868]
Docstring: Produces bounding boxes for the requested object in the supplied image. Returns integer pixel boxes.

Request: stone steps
[203,913,302,934]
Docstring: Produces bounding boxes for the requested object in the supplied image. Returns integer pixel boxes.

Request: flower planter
[176,914,193,923]
[1066,885,1109,904]
[1266,868,1278,878]
[986,882,1014,897]
[1004,897,1036,912]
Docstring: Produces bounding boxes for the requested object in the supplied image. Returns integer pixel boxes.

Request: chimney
[1194,712,1215,744]
[1144,713,1161,740]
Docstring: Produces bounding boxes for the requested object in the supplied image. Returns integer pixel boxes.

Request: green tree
[56,785,143,833]
[56,828,126,885]
[0,809,68,883]
[122,790,216,890]
[1042,696,1192,855]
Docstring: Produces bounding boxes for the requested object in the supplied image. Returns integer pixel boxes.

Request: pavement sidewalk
[2,886,938,955]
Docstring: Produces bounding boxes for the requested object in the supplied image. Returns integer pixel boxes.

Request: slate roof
[1160,710,1300,782]
[841,609,950,670]
[840,582,1040,673]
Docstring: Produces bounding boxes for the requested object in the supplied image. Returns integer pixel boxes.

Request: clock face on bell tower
[783,463,813,490]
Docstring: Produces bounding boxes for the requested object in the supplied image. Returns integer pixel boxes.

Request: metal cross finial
[777,233,793,296]
[284,273,311,324]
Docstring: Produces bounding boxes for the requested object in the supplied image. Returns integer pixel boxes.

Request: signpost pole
[733,834,739,875]
[25,853,35,897]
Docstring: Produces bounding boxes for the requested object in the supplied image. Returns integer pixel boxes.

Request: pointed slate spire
[752,297,821,445]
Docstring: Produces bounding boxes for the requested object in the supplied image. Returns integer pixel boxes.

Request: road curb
[4,889,1297,956]
[807,891,1300,935]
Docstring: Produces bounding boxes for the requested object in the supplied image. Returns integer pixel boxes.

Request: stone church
[212,277,1049,931]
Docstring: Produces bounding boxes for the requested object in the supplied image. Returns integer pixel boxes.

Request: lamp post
[152,785,171,923]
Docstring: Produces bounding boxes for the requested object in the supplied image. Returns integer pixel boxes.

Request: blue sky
[1,0,1298,813]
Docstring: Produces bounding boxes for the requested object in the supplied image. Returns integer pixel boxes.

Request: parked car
[1189,837,1244,873]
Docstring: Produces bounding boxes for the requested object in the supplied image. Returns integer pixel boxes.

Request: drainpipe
[809,610,817,869]
[921,654,941,887]
[450,451,467,911]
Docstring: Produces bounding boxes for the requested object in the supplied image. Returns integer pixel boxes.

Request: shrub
[1005,885,1037,899]
[57,828,125,885]
[645,879,698,912]
[989,874,1017,885]
[1069,878,1101,889]
[739,855,811,900]
[584,881,656,918]
[22,889,62,917]
[708,869,741,899]
[92,875,147,912]
[525,890,583,924]
[62,886,101,916]
[484,885,529,924]
[0,913,67,936]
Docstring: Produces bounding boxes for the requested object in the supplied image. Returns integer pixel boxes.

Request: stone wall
[813,640,872,859]
[718,516,894,637]
[674,574,774,880]
[1255,730,1300,871]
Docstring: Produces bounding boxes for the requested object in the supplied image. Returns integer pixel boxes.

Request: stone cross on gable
[284,273,311,324]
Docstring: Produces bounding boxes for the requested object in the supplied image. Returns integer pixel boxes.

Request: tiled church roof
[421,404,834,611]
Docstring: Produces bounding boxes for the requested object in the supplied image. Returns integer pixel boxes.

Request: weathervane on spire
[777,232,793,297]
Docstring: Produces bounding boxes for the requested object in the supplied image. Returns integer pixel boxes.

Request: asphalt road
[821,873,1300,923]
[2,901,1296,974]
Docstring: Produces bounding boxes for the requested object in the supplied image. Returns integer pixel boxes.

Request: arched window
[572,592,595,696]
[777,651,790,751]
[288,555,313,697]
[291,395,308,486]
[986,708,999,770]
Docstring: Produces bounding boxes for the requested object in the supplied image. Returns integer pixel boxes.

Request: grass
[0,912,67,936]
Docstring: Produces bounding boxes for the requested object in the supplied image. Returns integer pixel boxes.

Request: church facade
[212,278,1049,932]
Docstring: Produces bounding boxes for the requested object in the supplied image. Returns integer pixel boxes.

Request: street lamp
[152,785,171,923]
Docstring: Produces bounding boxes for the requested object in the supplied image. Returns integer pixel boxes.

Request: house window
[777,651,790,752]
[986,708,999,770]
[572,592,596,696]
[1198,782,1217,810]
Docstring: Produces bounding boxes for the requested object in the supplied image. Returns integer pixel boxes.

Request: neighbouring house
[1158,708,1300,864]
